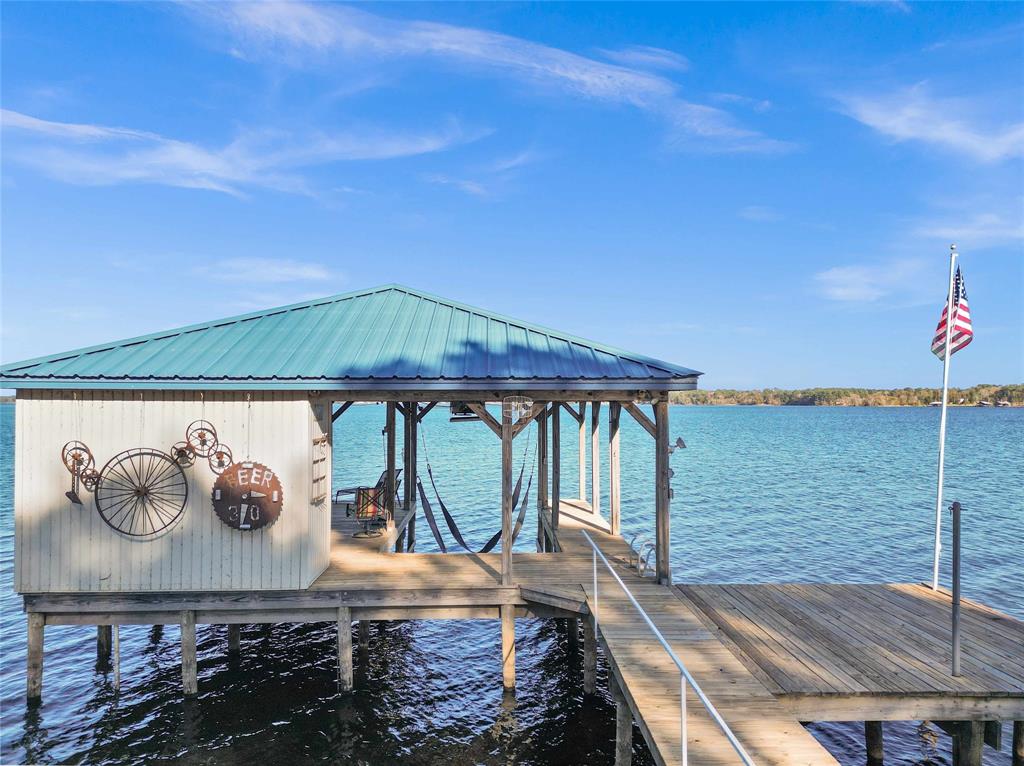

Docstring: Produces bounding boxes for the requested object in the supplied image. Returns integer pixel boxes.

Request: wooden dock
[23,498,1024,765]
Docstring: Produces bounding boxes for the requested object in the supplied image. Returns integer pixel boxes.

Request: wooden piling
[337,606,353,691]
[865,721,883,763]
[567,616,579,654]
[654,399,671,586]
[953,721,984,766]
[358,620,370,650]
[500,605,515,690]
[97,624,112,662]
[227,624,241,654]
[26,613,43,701]
[608,403,621,536]
[591,402,601,517]
[112,624,120,692]
[583,616,597,695]
[1012,721,1023,766]
[611,674,633,766]
[551,404,561,536]
[181,611,197,696]
[578,401,586,501]
[501,406,513,587]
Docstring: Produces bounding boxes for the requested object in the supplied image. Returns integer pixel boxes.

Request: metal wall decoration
[59,418,282,537]
[212,461,283,531]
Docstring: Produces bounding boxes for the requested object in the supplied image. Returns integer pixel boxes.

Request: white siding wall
[14,390,332,593]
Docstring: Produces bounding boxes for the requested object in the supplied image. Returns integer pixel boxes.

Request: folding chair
[352,486,387,537]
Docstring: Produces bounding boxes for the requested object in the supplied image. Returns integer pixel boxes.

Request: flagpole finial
[950,243,957,252]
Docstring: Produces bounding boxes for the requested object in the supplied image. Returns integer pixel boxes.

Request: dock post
[500,605,515,690]
[609,403,621,536]
[591,402,601,517]
[566,616,579,654]
[501,403,513,587]
[358,620,370,650]
[551,403,561,539]
[610,674,632,766]
[337,607,353,692]
[181,611,197,696]
[97,625,112,663]
[112,625,120,692]
[26,613,44,702]
[578,401,587,502]
[1012,721,1023,766]
[953,721,984,766]
[654,399,672,586]
[865,721,884,763]
[385,402,397,525]
[583,616,597,695]
[227,625,241,655]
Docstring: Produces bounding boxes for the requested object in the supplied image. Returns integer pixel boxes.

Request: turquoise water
[1,402,1021,764]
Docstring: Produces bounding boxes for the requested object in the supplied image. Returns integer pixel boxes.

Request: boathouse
[3,284,1021,766]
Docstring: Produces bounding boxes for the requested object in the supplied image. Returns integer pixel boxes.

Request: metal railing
[580,530,757,766]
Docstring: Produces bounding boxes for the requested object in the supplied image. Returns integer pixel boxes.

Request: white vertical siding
[14,389,331,593]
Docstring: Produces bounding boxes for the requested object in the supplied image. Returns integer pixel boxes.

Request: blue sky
[2,1,1021,389]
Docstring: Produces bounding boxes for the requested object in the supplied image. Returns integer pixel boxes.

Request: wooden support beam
[578,401,587,501]
[610,673,633,766]
[567,617,580,654]
[112,624,120,691]
[331,401,354,422]
[623,402,656,439]
[609,403,621,536]
[337,606,353,691]
[501,406,514,587]
[983,720,1002,751]
[181,610,197,696]
[97,624,112,662]
[591,402,601,518]
[583,616,597,695]
[385,403,397,522]
[416,401,438,422]
[500,604,515,690]
[406,512,416,552]
[654,400,672,586]
[537,407,548,547]
[1012,721,1023,766]
[227,624,241,654]
[551,403,561,537]
[466,402,502,438]
[953,721,985,766]
[358,620,370,650]
[511,401,547,439]
[865,721,884,763]
[559,402,584,424]
[26,613,43,701]
[403,401,415,511]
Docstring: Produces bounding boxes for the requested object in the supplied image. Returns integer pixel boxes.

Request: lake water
[1,402,1021,765]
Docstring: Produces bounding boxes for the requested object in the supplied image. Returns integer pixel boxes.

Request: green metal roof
[0,285,701,391]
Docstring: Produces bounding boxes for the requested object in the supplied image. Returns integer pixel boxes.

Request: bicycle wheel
[95,448,188,537]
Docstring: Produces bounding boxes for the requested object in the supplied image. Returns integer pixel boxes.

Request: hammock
[416,421,534,554]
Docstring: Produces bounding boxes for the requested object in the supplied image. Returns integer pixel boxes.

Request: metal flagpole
[931,244,958,591]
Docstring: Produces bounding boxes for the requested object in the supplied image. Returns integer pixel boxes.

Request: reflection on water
[1,404,1021,765]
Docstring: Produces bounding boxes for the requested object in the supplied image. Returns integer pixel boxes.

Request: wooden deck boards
[551,509,839,766]
[679,583,1024,722]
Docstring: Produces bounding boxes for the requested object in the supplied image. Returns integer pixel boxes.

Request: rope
[417,412,536,554]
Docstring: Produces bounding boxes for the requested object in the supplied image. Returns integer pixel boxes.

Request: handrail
[580,530,757,766]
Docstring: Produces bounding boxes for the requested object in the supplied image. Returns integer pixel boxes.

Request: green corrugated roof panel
[0,285,701,390]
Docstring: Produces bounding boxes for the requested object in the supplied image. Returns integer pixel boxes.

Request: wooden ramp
[678,583,1024,723]
[551,508,839,766]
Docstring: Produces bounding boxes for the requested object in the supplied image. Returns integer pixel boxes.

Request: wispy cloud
[422,173,488,197]
[815,258,925,302]
[598,45,690,72]
[189,2,788,154]
[913,205,1024,249]
[1,108,477,196]
[850,0,912,13]
[739,205,782,222]
[193,257,334,283]
[712,93,772,113]
[837,83,1024,163]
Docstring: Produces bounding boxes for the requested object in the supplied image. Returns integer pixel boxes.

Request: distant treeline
[672,384,1024,407]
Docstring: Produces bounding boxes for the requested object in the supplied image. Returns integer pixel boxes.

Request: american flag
[931,266,973,360]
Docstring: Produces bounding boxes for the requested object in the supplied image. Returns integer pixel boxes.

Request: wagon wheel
[61,441,94,476]
[186,420,219,458]
[95,448,188,537]
[81,468,101,493]
[171,441,196,467]
[208,444,233,475]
